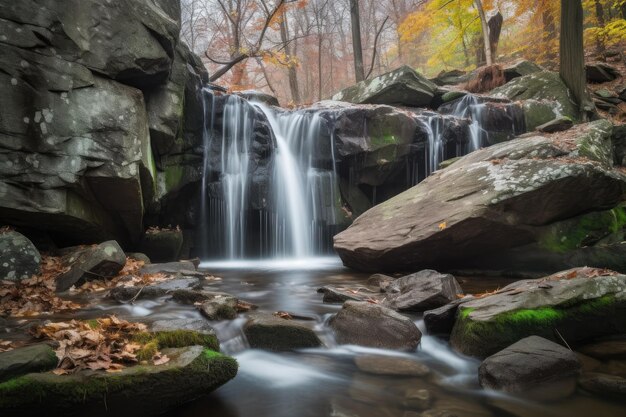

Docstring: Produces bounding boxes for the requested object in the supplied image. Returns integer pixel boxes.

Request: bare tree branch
[365,16,389,79]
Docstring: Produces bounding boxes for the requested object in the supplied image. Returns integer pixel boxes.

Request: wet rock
[0,344,57,383]
[108,277,199,302]
[384,270,463,312]
[421,397,495,417]
[0,345,238,415]
[451,268,626,358]
[139,261,196,275]
[150,318,215,335]
[536,116,574,133]
[579,372,626,400]
[367,273,395,292]
[586,62,620,83]
[55,241,126,292]
[317,286,372,303]
[403,388,433,410]
[578,339,626,360]
[243,313,322,351]
[235,90,280,106]
[423,296,474,335]
[479,336,580,400]
[354,355,430,377]
[329,301,421,351]
[335,120,623,274]
[0,231,41,281]
[139,229,183,263]
[492,71,578,120]
[503,60,543,82]
[198,294,238,321]
[331,65,437,107]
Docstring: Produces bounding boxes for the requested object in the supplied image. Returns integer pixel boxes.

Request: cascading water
[255,103,338,258]
[449,94,488,151]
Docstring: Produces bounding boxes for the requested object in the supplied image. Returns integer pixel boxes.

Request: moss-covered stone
[450,270,626,358]
[0,345,57,383]
[0,346,237,415]
[243,314,322,351]
[139,228,183,263]
[133,329,220,356]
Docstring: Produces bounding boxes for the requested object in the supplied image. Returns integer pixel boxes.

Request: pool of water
[5,257,623,417]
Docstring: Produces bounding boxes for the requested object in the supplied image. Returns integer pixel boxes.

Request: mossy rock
[450,269,626,358]
[243,314,322,351]
[133,329,220,359]
[0,346,237,416]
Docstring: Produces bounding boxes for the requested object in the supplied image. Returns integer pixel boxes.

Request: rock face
[329,301,422,351]
[243,314,322,351]
[384,270,463,312]
[0,345,237,415]
[139,228,183,263]
[0,0,207,247]
[0,231,41,280]
[503,60,543,82]
[479,336,581,398]
[423,297,474,335]
[56,241,126,292]
[334,120,626,274]
[586,62,620,83]
[354,355,430,377]
[331,66,437,107]
[450,268,626,358]
[492,71,579,127]
[579,373,626,399]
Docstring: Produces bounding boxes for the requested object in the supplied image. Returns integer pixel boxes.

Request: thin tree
[560,0,594,120]
[474,0,492,65]
[349,0,365,82]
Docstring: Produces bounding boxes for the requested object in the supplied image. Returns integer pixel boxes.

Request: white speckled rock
[0,231,41,280]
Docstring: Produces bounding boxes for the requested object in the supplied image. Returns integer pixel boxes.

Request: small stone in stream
[384,270,463,312]
[536,116,574,133]
[108,278,199,302]
[403,388,433,410]
[367,273,395,292]
[0,344,57,382]
[329,301,422,351]
[198,293,239,320]
[479,336,580,400]
[317,286,370,303]
[423,296,474,335]
[579,373,626,400]
[243,313,322,351]
[139,261,196,275]
[354,355,430,377]
[55,240,126,292]
[578,339,626,360]
[150,318,215,334]
[0,231,41,281]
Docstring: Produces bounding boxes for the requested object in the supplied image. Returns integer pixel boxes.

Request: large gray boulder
[0,344,57,383]
[0,231,41,280]
[451,268,626,358]
[384,270,463,312]
[329,301,422,351]
[243,313,322,351]
[479,336,581,400]
[331,66,437,107]
[492,71,579,125]
[334,120,626,274]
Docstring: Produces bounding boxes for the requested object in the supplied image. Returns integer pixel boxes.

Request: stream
[101,257,623,417]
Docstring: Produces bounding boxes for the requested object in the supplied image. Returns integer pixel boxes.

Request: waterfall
[200,88,216,257]
[254,103,337,258]
[449,94,487,151]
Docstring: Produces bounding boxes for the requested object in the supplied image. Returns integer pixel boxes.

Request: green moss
[453,294,622,358]
[539,206,626,253]
[86,319,100,329]
[133,330,220,352]
[370,134,398,148]
[164,165,184,192]
[136,340,159,362]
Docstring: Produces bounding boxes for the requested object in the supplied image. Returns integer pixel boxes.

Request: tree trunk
[595,0,606,54]
[476,12,502,66]
[474,0,492,66]
[560,0,594,119]
[279,9,300,104]
[349,0,365,82]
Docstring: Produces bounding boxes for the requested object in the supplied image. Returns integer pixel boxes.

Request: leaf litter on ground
[31,315,170,374]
